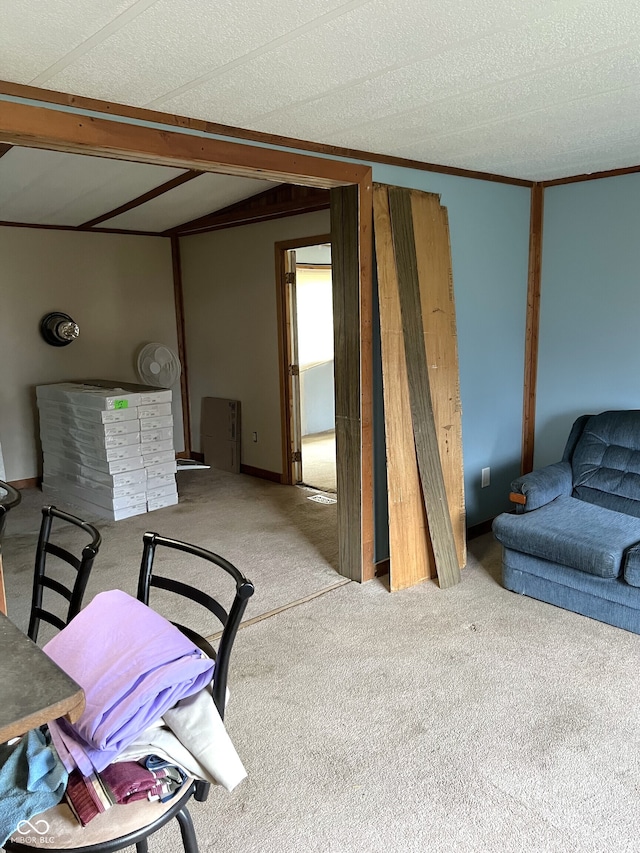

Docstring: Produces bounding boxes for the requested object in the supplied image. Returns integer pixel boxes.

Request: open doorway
[0,99,373,582]
[289,242,336,493]
[276,236,337,492]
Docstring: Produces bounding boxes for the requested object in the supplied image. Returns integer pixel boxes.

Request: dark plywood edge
[374,558,390,577]
[80,170,203,228]
[331,185,362,582]
[0,80,532,187]
[521,183,544,475]
[0,142,12,158]
[170,235,192,458]
[240,464,283,483]
[387,187,460,589]
[358,174,375,581]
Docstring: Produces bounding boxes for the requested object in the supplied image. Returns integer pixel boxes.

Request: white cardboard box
[148,492,179,512]
[147,473,177,490]
[44,471,147,500]
[140,427,173,444]
[139,415,173,431]
[39,411,140,436]
[138,403,172,419]
[44,450,143,476]
[138,390,172,406]
[43,484,147,521]
[143,450,176,467]
[43,477,147,511]
[37,383,141,411]
[40,429,140,461]
[38,399,139,423]
[44,453,147,487]
[40,422,141,448]
[42,440,144,467]
[145,460,177,477]
[146,483,178,501]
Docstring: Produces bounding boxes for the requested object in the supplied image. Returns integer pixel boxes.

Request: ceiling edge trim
[0,219,165,237]
[541,163,640,187]
[0,80,532,188]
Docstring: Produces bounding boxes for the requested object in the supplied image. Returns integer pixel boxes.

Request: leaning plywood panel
[331,185,362,582]
[388,187,461,589]
[411,192,466,569]
[373,185,435,590]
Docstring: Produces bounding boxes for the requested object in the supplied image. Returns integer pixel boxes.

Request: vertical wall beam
[521,183,545,474]
[171,235,192,457]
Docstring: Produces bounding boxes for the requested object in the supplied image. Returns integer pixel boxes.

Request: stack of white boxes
[36,382,178,520]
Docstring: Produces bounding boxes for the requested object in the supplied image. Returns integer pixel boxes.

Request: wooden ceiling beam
[80,169,203,228]
[168,183,330,236]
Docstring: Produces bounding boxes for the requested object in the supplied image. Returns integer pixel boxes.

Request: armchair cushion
[572,411,640,518]
[493,495,640,578]
[510,461,572,511]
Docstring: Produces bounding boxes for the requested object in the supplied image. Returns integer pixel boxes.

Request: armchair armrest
[510,461,573,512]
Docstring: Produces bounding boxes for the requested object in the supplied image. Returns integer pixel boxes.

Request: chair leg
[176,806,199,853]
[136,841,149,853]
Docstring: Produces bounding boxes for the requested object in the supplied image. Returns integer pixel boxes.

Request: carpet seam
[205,579,351,642]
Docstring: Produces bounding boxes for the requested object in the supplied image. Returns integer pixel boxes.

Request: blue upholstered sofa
[493,411,640,634]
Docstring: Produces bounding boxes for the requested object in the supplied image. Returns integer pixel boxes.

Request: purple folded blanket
[44,590,214,775]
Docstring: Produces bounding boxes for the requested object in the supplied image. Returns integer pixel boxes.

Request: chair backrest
[29,505,102,642]
[137,531,255,719]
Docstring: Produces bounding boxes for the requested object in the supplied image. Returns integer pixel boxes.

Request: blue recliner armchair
[493,411,640,634]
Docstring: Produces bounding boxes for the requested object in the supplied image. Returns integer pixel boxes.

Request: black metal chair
[28,505,102,642]
[5,532,255,853]
[0,479,22,616]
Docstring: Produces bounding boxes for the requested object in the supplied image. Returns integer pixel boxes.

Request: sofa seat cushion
[493,495,640,578]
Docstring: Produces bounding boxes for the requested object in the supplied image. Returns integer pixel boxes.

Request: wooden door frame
[0,98,374,582]
[275,233,332,487]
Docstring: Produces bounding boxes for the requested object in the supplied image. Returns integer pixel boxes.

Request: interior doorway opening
[277,236,337,492]
[293,244,336,493]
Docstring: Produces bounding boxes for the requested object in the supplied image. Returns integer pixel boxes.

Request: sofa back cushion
[572,411,640,518]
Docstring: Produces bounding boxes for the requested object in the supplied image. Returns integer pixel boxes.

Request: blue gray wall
[372,165,530,533]
[535,173,640,468]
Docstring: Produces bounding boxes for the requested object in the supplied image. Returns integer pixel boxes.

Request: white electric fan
[136,343,181,388]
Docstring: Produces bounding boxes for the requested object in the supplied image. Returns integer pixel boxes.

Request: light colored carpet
[155,534,640,853]
[4,480,640,852]
[301,430,336,493]
[2,468,340,641]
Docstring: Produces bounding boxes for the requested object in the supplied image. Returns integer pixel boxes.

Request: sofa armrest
[510,461,573,512]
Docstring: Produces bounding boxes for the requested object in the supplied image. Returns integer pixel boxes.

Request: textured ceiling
[2,0,640,180]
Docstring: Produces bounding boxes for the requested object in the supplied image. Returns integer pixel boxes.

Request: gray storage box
[201,398,241,473]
